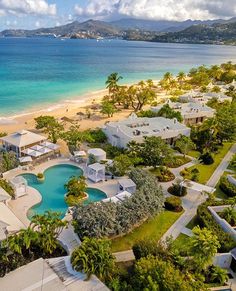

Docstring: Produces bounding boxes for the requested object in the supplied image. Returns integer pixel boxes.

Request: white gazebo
[10,176,28,198]
[87,163,105,183]
[87,148,106,162]
[118,179,136,194]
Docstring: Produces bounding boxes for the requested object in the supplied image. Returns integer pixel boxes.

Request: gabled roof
[0,130,46,148]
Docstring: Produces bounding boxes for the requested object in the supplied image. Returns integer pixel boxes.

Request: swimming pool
[20,164,107,218]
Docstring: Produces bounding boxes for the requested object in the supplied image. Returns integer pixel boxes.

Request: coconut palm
[177,71,186,84]
[105,72,123,97]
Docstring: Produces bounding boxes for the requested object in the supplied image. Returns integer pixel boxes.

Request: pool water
[20,164,107,218]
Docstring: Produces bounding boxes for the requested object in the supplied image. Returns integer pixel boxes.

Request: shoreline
[0,80,162,135]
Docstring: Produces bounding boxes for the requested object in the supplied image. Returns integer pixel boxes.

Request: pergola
[118,179,136,194]
[10,176,28,198]
[87,163,105,183]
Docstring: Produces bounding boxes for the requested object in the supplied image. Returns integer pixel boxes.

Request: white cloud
[74,0,236,21]
[0,0,56,16]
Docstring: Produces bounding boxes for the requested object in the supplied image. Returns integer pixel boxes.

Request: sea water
[1,37,236,115]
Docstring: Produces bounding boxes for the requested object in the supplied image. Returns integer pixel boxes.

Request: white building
[103,114,191,148]
[179,90,232,104]
[87,148,106,162]
[0,130,60,159]
[151,100,215,125]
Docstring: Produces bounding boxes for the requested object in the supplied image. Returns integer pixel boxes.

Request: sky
[0,0,235,30]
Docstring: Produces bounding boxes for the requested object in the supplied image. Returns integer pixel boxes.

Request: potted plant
[37,173,45,182]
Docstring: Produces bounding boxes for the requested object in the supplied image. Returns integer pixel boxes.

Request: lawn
[111,210,183,252]
[188,150,200,159]
[187,142,233,184]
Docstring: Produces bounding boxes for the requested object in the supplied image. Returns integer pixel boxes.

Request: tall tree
[105,72,123,102]
[175,135,196,157]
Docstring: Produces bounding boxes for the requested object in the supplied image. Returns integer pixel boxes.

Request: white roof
[88,148,106,157]
[106,116,189,139]
[47,143,60,150]
[102,196,120,203]
[88,163,105,171]
[0,130,46,148]
[0,202,25,234]
[19,156,33,163]
[0,187,11,202]
[116,191,132,201]
[22,148,35,155]
[118,179,136,188]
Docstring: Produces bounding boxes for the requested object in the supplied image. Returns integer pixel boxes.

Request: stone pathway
[181,227,193,237]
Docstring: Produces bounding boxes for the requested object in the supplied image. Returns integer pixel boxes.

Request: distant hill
[151,21,236,45]
[110,18,223,32]
[0,20,122,38]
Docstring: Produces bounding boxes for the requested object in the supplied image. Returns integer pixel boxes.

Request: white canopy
[118,179,136,194]
[88,148,106,161]
[47,143,60,150]
[22,148,34,155]
[28,150,43,157]
[31,145,44,151]
[19,156,33,163]
[87,163,105,183]
[41,141,53,147]
[39,147,53,154]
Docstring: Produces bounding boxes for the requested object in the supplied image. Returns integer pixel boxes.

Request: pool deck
[4,158,118,227]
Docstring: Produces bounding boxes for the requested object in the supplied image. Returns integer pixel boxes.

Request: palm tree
[71,237,115,281]
[105,72,123,97]
[163,72,173,83]
[177,71,186,86]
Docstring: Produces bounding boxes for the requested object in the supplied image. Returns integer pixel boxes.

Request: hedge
[197,198,236,252]
[219,176,236,197]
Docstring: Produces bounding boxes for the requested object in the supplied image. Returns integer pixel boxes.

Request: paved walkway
[161,143,236,241]
[207,143,236,188]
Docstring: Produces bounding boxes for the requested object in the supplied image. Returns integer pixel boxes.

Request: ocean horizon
[1,38,236,116]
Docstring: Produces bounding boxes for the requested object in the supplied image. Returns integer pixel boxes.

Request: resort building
[179,90,232,104]
[151,100,215,125]
[0,130,60,159]
[103,114,191,148]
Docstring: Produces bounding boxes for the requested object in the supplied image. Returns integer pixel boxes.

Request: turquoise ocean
[1,37,236,116]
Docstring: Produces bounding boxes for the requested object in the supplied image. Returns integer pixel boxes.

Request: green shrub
[168,183,187,197]
[87,129,107,144]
[0,179,14,197]
[200,152,214,165]
[165,197,183,212]
[197,199,236,252]
[37,173,44,179]
[165,156,191,168]
[150,166,175,182]
[219,176,236,197]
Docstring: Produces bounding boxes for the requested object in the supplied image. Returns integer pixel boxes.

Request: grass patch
[214,173,229,199]
[149,167,175,182]
[187,143,233,184]
[172,233,191,256]
[188,150,200,159]
[111,210,183,252]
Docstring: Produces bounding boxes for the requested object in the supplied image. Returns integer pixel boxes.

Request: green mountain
[151,21,236,45]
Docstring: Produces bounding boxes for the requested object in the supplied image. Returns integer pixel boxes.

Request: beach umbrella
[31,145,44,151]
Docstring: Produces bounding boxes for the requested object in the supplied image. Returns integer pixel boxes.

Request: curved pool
[20,164,107,218]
